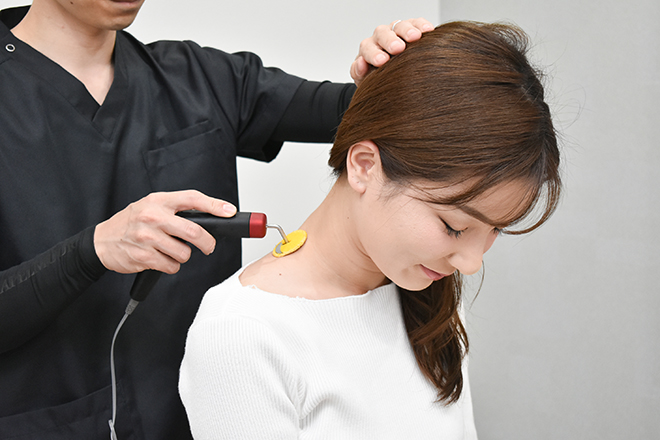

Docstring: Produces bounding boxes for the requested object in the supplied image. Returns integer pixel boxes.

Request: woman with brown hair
[179,21,561,439]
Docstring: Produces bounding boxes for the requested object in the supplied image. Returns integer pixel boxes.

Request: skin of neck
[240,175,389,300]
[300,177,389,295]
[10,0,140,103]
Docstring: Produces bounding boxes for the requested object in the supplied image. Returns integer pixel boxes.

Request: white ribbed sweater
[179,268,478,439]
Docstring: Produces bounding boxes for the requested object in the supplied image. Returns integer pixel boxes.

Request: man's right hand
[93,190,237,274]
[351,17,434,86]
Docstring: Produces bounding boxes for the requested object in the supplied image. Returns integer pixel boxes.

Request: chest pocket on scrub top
[144,120,237,200]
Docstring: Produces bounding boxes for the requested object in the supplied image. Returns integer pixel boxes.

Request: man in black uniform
[0,0,431,438]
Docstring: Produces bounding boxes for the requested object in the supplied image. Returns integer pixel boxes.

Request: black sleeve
[271,80,356,144]
[0,226,108,353]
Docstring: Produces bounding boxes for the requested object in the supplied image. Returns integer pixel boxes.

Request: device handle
[129,211,267,302]
[176,211,268,238]
[129,270,161,302]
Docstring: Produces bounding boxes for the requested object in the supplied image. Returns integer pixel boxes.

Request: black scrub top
[0,6,353,440]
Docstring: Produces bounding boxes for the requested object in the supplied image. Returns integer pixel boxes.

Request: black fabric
[272,79,355,143]
[0,6,353,439]
[0,226,107,353]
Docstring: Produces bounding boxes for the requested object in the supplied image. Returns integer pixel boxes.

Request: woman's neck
[301,183,389,294]
[240,180,388,300]
[11,3,116,104]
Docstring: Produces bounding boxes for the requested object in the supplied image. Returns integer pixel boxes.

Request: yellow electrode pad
[273,229,307,257]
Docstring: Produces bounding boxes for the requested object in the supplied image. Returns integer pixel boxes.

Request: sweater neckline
[232,263,397,303]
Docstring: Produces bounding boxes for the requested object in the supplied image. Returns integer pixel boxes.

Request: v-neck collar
[91,33,128,140]
[0,6,128,141]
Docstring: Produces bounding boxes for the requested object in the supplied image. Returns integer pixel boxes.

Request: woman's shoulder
[190,256,402,344]
[238,253,309,299]
[190,263,321,342]
[194,267,285,323]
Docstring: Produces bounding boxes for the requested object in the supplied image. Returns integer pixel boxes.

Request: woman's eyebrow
[458,205,511,229]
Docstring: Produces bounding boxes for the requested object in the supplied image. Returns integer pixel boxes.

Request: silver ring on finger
[391,20,402,32]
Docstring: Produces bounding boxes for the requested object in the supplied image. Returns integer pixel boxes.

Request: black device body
[129,211,267,302]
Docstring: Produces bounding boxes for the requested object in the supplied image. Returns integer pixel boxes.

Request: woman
[179,21,561,439]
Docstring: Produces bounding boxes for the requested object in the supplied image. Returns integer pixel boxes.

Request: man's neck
[11,3,116,104]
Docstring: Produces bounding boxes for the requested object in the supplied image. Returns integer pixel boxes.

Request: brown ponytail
[399,275,466,403]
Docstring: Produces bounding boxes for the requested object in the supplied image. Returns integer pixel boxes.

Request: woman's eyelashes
[440,214,503,239]
[441,220,502,239]
[441,219,465,239]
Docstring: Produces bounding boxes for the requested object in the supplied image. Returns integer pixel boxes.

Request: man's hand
[94,190,236,274]
[351,18,434,86]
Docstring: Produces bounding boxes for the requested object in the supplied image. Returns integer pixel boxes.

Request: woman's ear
[345,141,382,194]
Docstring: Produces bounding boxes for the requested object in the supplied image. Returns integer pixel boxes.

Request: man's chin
[108,16,139,31]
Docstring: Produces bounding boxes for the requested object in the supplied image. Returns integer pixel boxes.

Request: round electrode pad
[273,229,307,258]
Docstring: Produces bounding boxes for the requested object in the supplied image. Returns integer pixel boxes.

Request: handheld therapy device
[108,211,306,439]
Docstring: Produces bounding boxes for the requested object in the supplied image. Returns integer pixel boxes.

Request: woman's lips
[421,265,449,281]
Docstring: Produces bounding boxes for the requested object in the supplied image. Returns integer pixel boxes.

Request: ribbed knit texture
[179,268,478,439]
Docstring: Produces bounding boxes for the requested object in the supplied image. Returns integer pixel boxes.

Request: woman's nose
[448,249,484,276]
[448,232,498,276]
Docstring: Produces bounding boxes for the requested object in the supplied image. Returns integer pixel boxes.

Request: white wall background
[6,0,657,438]
[439,1,660,439]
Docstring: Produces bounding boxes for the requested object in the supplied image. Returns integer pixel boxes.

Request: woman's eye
[441,219,464,239]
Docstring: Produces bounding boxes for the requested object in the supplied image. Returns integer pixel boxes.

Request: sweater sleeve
[179,315,301,439]
[0,226,108,353]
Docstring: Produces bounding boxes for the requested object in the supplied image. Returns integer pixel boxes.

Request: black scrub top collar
[0,5,128,141]
[0,5,28,33]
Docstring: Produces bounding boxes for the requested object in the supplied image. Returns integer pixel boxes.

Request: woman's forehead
[411,179,534,228]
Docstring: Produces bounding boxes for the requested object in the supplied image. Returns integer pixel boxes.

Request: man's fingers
[163,213,217,256]
[93,190,233,274]
[392,18,434,42]
[151,189,237,219]
[352,18,435,84]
